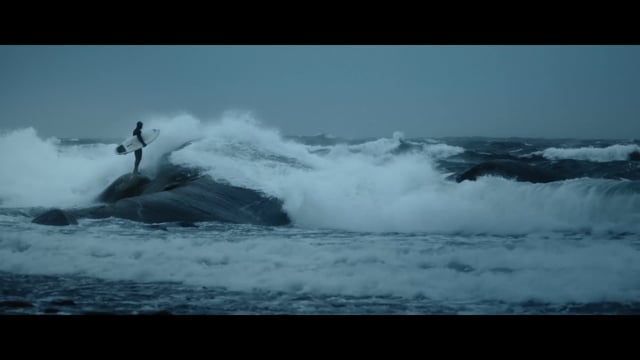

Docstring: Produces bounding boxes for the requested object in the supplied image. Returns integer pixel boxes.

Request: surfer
[133,121,147,174]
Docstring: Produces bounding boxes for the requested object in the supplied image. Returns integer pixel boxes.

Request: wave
[531,144,640,162]
[2,113,640,234]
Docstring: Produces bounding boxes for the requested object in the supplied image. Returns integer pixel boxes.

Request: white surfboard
[115,129,160,155]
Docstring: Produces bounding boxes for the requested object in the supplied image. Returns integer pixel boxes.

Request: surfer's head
[136,121,143,129]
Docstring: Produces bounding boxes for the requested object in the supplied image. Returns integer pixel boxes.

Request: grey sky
[1,45,639,139]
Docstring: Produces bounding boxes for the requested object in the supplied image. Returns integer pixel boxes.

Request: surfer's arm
[135,132,147,147]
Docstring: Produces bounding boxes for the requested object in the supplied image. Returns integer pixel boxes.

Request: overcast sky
[1,45,639,139]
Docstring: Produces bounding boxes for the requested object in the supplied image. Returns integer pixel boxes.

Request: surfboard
[115,129,160,155]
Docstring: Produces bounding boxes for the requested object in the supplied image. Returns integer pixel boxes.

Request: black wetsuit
[133,127,146,173]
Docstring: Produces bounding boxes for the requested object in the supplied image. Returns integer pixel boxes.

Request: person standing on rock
[132,121,147,174]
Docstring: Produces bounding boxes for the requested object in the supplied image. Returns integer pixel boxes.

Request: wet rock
[32,209,78,226]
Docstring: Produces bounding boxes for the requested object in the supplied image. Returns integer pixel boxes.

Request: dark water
[4,272,640,315]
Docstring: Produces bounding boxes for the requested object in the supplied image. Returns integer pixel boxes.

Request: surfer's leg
[134,149,142,173]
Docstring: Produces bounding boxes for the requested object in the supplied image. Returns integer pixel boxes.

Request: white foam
[0,128,132,207]
[1,222,639,304]
[423,143,465,159]
[534,144,640,162]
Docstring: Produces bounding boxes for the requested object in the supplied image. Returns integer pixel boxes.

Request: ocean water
[2,113,640,315]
